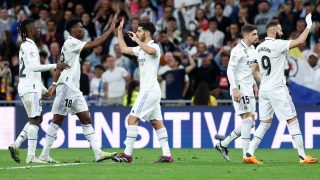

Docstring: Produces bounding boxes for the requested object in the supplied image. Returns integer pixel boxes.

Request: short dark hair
[215,3,224,9]
[241,24,257,34]
[138,22,156,36]
[65,18,81,32]
[95,65,105,71]
[173,55,182,65]
[266,20,280,30]
[18,18,36,41]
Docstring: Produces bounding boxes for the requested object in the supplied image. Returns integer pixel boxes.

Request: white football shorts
[52,84,88,116]
[20,92,42,118]
[129,91,163,122]
[232,95,256,116]
[259,86,297,121]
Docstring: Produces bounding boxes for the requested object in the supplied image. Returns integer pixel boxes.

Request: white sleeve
[121,67,129,77]
[28,47,57,72]
[149,43,160,57]
[67,39,87,53]
[132,46,140,57]
[276,40,291,53]
[227,49,240,90]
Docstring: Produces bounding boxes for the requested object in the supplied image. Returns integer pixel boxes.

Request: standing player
[111,19,173,163]
[215,24,259,161]
[243,14,318,164]
[8,18,69,163]
[38,16,118,163]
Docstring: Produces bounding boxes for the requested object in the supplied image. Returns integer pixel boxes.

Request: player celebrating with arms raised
[38,15,118,163]
[8,18,69,163]
[244,14,318,164]
[215,24,259,161]
[111,19,173,163]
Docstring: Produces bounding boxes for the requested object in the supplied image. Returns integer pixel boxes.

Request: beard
[275,32,282,39]
[139,33,146,42]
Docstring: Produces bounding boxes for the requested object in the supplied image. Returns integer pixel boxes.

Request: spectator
[224,23,240,44]
[195,8,208,32]
[159,55,196,99]
[165,17,181,45]
[48,42,60,64]
[192,82,218,106]
[0,31,17,61]
[82,12,97,40]
[0,60,13,100]
[36,5,49,34]
[48,0,64,24]
[41,19,64,48]
[195,55,220,92]
[254,0,275,35]
[86,45,103,71]
[0,8,15,41]
[158,30,175,54]
[236,6,250,29]
[156,6,173,34]
[180,34,197,57]
[114,44,131,75]
[198,18,225,51]
[140,0,156,24]
[123,80,140,107]
[278,1,295,39]
[39,51,52,88]
[211,3,231,34]
[56,10,73,35]
[74,3,86,18]
[102,56,130,106]
[82,60,95,81]
[90,65,105,101]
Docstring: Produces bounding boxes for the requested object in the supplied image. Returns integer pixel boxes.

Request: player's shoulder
[231,43,245,53]
[64,36,82,46]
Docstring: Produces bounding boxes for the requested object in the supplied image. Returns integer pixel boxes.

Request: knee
[241,112,253,120]
[151,120,164,130]
[261,119,272,124]
[128,115,139,125]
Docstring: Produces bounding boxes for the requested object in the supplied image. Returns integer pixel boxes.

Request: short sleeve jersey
[256,37,291,91]
[58,36,86,92]
[132,40,161,93]
[228,40,257,96]
[18,38,44,95]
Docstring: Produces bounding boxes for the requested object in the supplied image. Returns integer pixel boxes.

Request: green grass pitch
[0,149,319,179]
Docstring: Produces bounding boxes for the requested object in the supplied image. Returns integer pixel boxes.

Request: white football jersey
[18,38,55,96]
[57,36,86,92]
[228,40,257,96]
[256,37,290,91]
[132,40,161,94]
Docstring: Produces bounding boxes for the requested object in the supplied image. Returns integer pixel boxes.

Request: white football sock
[27,124,39,156]
[82,124,101,156]
[124,125,138,156]
[241,118,253,158]
[14,122,29,148]
[287,119,306,159]
[156,128,171,156]
[247,122,271,156]
[221,125,241,147]
[41,122,59,157]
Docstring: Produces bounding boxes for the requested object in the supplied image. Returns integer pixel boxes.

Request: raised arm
[289,13,312,49]
[83,14,118,50]
[118,18,135,55]
[129,31,157,55]
[185,54,196,74]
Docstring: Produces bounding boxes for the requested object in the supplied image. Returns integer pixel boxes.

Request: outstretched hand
[110,13,119,31]
[127,31,138,42]
[118,18,125,31]
[305,13,313,28]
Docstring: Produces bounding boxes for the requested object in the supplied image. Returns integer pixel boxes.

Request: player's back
[58,36,86,93]
[256,37,290,91]
[18,38,42,96]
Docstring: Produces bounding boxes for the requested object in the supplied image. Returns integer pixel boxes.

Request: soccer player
[111,19,173,163]
[243,14,318,164]
[215,24,259,161]
[8,18,69,163]
[38,16,118,163]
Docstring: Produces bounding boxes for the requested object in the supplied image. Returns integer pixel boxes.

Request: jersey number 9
[261,56,271,76]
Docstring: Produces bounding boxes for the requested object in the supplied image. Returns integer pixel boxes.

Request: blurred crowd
[1,0,320,106]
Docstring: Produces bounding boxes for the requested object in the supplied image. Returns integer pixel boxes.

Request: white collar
[240,39,253,49]
[265,37,276,41]
[146,40,154,45]
[26,38,36,45]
